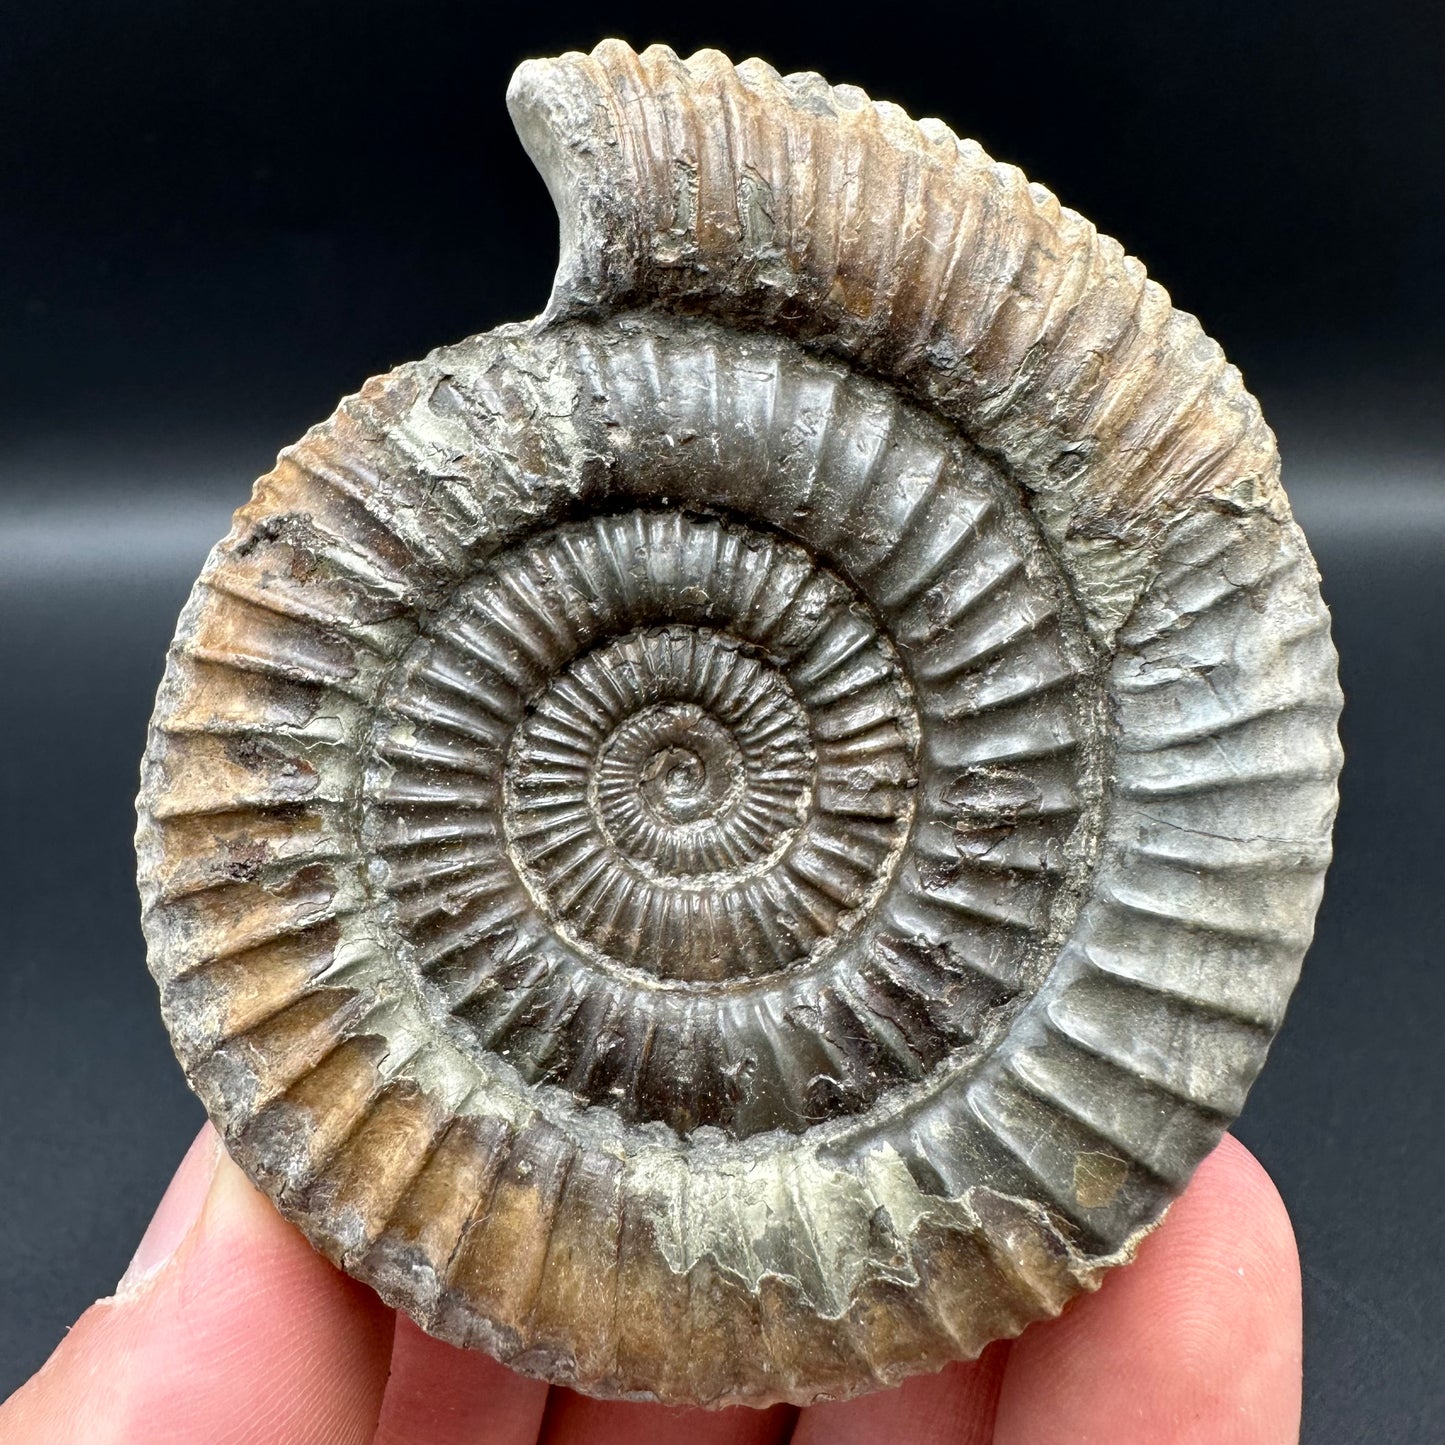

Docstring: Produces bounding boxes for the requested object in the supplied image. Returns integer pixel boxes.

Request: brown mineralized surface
[136,40,1341,1408]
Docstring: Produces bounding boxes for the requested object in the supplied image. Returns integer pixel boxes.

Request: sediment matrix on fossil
[136,40,1342,1407]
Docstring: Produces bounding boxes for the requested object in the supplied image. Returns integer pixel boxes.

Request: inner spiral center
[624,708,740,826]
[658,753,700,800]
[352,401,1094,1130]
[516,629,816,906]
[371,512,923,996]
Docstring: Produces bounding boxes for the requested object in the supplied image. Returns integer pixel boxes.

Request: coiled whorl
[136,41,1341,1409]
[509,41,1284,635]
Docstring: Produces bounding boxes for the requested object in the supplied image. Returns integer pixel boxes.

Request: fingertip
[538,1391,797,1445]
[993,1134,1302,1445]
[113,1124,221,1299]
[373,1315,550,1445]
[1188,1133,1300,1280]
[1136,1133,1303,1353]
[790,1342,1008,1445]
[1,1129,396,1445]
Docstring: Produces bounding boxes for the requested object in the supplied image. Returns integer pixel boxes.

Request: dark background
[1,3,1440,1440]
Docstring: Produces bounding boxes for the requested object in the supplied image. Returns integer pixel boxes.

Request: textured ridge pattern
[508,41,1285,633]
[136,41,1341,1410]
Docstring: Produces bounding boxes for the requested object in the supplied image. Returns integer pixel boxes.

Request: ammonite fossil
[135,41,1343,1407]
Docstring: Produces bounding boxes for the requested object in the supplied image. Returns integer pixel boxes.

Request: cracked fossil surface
[135,40,1342,1408]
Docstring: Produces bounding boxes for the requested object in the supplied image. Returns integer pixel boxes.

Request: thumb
[0,1125,395,1445]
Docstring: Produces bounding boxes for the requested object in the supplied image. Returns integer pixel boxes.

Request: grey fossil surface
[134,41,1342,1407]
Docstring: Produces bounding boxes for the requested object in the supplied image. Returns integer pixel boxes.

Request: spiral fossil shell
[135,41,1342,1406]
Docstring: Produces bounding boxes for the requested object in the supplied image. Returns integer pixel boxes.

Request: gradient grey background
[1,3,1440,1440]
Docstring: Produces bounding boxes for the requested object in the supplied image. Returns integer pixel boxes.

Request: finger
[0,1124,396,1445]
[538,1391,797,1445]
[993,1133,1302,1445]
[372,1315,550,1445]
[789,1342,1009,1445]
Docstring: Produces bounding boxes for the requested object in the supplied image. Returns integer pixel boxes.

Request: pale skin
[0,1128,1301,1444]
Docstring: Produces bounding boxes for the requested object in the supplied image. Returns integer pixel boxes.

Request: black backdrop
[1,4,1440,1441]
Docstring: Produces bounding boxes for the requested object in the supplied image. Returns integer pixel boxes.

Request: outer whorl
[135,41,1342,1408]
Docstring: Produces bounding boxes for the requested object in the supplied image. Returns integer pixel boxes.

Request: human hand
[0,1127,1300,1444]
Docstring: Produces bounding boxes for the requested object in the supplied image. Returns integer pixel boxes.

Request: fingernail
[116,1124,222,1296]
